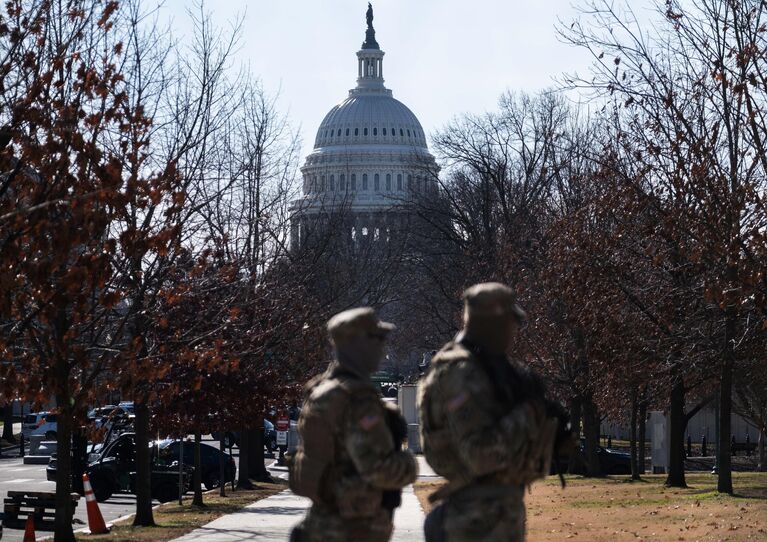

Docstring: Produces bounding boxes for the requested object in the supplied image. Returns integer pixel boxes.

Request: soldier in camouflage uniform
[418,283,560,542]
[289,308,418,542]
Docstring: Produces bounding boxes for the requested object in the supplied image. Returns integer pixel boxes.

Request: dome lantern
[356,3,386,94]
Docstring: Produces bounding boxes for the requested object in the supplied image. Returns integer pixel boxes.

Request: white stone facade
[291,8,437,250]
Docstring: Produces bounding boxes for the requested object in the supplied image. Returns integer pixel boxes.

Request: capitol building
[290,4,438,252]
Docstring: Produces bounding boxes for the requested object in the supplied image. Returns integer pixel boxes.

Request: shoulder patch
[359,414,382,431]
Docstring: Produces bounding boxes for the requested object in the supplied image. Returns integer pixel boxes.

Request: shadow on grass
[619,477,651,483]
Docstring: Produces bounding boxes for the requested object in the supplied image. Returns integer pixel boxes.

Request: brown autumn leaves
[1,1,767,540]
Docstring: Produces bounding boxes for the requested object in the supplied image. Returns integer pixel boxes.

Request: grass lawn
[51,482,287,542]
[414,473,767,541]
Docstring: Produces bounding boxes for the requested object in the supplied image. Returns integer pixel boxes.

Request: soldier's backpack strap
[457,337,544,410]
[424,501,448,542]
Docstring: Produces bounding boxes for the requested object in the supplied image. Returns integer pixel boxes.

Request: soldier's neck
[457,329,509,357]
[333,354,372,380]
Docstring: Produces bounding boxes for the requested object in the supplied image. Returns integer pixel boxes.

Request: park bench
[2,490,79,531]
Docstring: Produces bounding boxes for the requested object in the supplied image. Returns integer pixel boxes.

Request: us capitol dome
[290,3,437,250]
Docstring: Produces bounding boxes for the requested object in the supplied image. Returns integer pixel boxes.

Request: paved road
[0,455,137,542]
[0,437,276,542]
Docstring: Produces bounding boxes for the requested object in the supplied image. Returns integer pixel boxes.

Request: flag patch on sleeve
[359,414,382,431]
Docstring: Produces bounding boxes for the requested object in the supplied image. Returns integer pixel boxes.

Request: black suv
[554,439,633,475]
[47,433,191,502]
[155,439,236,490]
[212,420,278,452]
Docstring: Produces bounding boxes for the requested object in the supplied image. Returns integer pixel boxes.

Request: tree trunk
[2,401,15,442]
[192,431,204,506]
[759,430,766,472]
[237,426,252,490]
[717,359,734,494]
[638,396,647,474]
[630,388,640,480]
[219,433,226,497]
[717,257,738,494]
[54,404,75,542]
[249,427,271,482]
[666,379,687,487]
[133,399,155,526]
[70,428,87,494]
[582,396,602,477]
[568,395,584,474]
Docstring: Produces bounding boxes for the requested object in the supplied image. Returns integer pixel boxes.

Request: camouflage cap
[462,282,527,321]
[327,307,395,343]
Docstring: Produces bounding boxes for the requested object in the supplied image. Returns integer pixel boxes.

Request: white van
[22,411,57,440]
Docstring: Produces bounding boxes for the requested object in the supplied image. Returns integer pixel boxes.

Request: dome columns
[356,49,385,91]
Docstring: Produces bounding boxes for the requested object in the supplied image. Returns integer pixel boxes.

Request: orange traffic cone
[82,473,109,534]
[22,514,35,542]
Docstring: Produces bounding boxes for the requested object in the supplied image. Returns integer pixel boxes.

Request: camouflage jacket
[418,341,554,496]
[289,363,417,517]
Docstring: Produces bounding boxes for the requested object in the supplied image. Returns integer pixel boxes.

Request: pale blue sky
[162,1,655,156]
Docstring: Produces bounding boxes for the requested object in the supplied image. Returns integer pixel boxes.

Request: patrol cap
[462,282,527,321]
[327,307,395,342]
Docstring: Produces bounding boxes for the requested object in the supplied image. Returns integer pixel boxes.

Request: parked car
[597,446,633,474]
[117,401,135,415]
[47,433,191,503]
[87,405,119,421]
[87,405,133,428]
[212,420,278,452]
[22,411,57,440]
[555,439,633,475]
[156,439,236,490]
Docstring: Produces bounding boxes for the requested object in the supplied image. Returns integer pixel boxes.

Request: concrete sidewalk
[170,486,424,542]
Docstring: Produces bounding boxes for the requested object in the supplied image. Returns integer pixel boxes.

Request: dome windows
[374,174,380,191]
[362,174,368,190]
[351,174,357,190]
[321,176,326,191]
[386,174,391,191]
[397,174,403,190]
[317,126,440,140]
[340,174,346,191]
[330,175,335,191]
